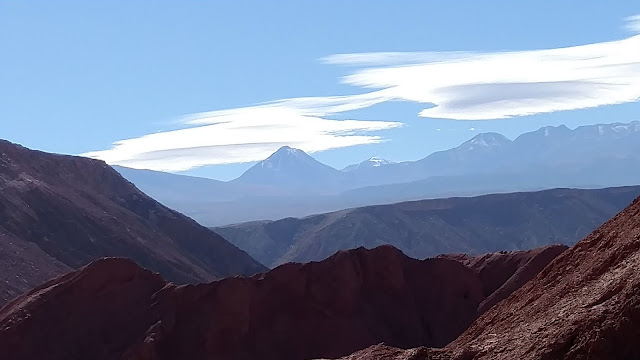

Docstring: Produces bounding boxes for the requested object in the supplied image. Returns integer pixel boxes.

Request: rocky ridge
[0,245,563,360]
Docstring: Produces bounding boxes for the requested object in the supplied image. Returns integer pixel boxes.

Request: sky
[1,2,639,180]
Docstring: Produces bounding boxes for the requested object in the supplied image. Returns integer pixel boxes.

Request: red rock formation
[445,196,640,359]
[331,344,433,360]
[440,244,568,313]
[0,139,265,306]
[338,195,640,360]
[0,244,563,360]
[0,258,165,360]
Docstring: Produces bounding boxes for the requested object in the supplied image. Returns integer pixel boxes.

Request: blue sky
[1,1,639,180]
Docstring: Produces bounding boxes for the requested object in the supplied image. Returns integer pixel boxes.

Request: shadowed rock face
[0,139,266,305]
[439,245,568,314]
[0,231,71,305]
[337,195,640,360]
[0,244,564,360]
[0,258,166,360]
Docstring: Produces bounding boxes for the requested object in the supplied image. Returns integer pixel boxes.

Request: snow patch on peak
[256,146,315,169]
[589,122,640,136]
[272,146,303,156]
[342,156,395,172]
[612,124,631,133]
[366,157,395,167]
[462,132,510,151]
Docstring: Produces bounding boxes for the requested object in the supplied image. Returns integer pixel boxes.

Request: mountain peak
[459,132,511,151]
[234,146,340,188]
[259,146,315,169]
[274,145,299,153]
[267,146,306,160]
[366,156,395,165]
[343,156,396,172]
[538,124,570,136]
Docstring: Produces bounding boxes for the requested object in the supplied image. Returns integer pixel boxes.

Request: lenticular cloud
[330,33,640,120]
[83,105,401,172]
[86,15,640,171]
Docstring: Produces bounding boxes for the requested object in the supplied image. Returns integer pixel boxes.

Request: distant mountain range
[0,140,266,305]
[214,186,640,268]
[115,121,640,225]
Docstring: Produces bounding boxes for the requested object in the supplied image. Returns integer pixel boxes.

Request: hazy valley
[214,186,640,268]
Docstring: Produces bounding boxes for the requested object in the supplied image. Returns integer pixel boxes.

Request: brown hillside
[0,140,265,305]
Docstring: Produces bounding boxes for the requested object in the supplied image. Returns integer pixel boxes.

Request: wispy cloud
[84,104,400,171]
[626,15,640,33]
[86,15,640,171]
[322,52,475,67]
[329,33,640,120]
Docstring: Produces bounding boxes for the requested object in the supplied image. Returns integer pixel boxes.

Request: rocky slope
[0,140,265,305]
[337,194,640,360]
[0,245,563,360]
[215,186,639,267]
[0,231,71,305]
[439,244,567,314]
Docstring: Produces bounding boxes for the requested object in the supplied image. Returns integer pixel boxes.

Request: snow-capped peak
[365,157,395,167]
[342,157,395,172]
[460,132,511,151]
[269,146,303,158]
[258,146,314,169]
[235,145,341,186]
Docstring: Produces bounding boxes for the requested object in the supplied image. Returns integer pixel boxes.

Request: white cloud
[86,15,640,171]
[626,15,640,33]
[84,105,401,172]
[322,52,475,67]
[335,34,640,120]
[183,90,394,124]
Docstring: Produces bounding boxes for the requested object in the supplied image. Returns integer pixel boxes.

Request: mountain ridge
[0,244,565,360]
[214,185,640,267]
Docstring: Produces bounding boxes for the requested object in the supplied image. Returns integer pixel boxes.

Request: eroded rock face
[0,139,266,306]
[440,244,568,313]
[123,246,483,360]
[340,196,640,360]
[0,244,563,360]
[446,196,640,360]
[0,258,166,360]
